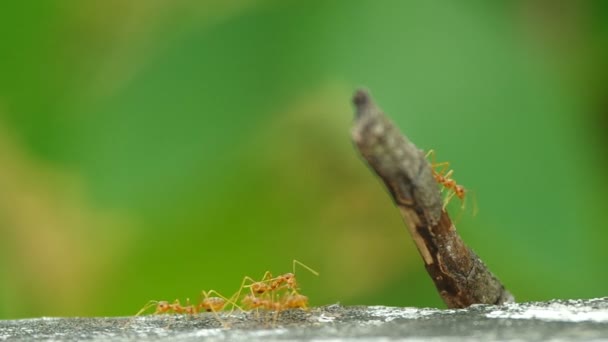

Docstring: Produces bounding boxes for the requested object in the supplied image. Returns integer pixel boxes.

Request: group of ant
[134,151,468,320]
[136,260,319,319]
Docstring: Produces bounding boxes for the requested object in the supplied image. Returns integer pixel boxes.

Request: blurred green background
[0,1,607,319]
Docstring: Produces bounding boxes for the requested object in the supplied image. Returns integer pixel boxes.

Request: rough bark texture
[351,89,513,308]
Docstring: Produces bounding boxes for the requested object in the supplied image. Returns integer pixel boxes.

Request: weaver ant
[240,291,310,327]
[425,149,470,211]
[135,299,194,316]
[241,293,309,311]
[241,294,280,310]
[135,259,317,327]
[135,289,240,316]
[263,260,318,293]
[231,259,318,318]
[235,260,319,301]
[280,293,310,310]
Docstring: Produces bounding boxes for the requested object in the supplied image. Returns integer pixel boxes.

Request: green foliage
[0,1,606,318]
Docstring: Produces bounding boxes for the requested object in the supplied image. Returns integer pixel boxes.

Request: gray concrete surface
[1,298,607,341]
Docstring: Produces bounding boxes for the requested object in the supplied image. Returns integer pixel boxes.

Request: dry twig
[351,89,513,308]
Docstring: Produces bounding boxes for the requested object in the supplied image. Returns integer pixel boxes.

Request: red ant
[135,290,240,316]
[235,260,318,300]
[241,293,309,311]
[241,294,280,310]
[425,149,474,213]
[136,299,195,316]
[232,259,318,319]
[281,293,309,310]
[135,260,317,325]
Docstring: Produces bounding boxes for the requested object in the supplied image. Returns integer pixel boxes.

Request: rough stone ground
[1,298,607,341]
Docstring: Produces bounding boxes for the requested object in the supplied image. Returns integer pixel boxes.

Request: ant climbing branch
[425,149,466,209]
[351,89,513,308]
[425,149,478,216]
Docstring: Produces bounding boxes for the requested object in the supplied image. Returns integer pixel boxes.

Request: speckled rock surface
[1,298,607,341]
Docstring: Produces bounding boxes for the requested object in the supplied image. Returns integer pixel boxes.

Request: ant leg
[459,190,467,210]
[470,191,478,216]
[442,188,465,210]
[293,260,319,276]
[236,276,262,300]
[135,300,160,316]
[432,162,451,176]
[231,274,270,315]
[443,190,456,209]
[425,149,439,169]
[203,289,244,313]
[234,274,272,306]
[200,290,235,328]
[234,276,251,302]
[457,189,477,216]
[425,150,451,173]
[271,304,282,327]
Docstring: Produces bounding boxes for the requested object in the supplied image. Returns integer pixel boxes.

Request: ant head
[282,273,298,288]
[455,185,465,199]
[251,282,269,294]
[155,301,171,313]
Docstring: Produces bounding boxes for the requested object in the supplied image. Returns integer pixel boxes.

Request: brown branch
[351,89,514,308]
